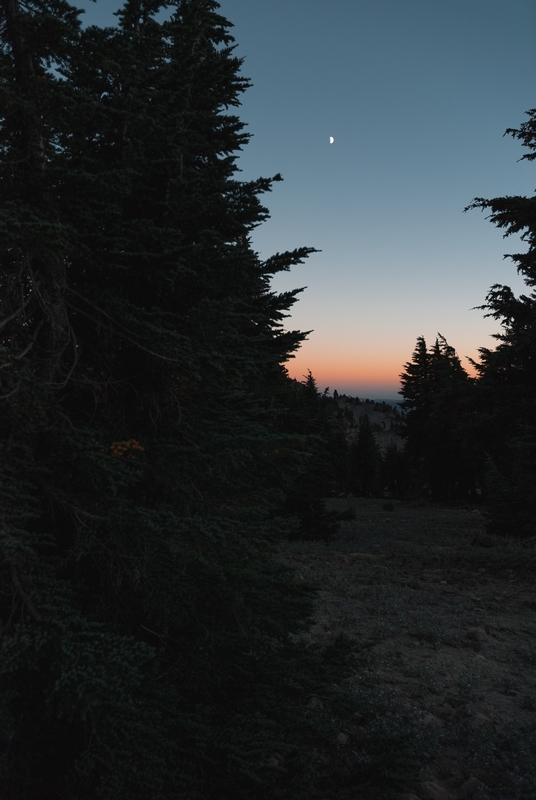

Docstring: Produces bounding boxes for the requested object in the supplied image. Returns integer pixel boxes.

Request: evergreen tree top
[465,109,536,288]
[400,334,470,411]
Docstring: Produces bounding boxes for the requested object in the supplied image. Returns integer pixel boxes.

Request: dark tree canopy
[0,2,451,795]
[399,109,536,525]
[399,335,478,502]
[0,2,361,797]
[464,109,536,535]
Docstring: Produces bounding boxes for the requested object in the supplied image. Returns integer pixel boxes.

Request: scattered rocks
[466,627,488,643]
[418,781,452,800]
[472,713,493,729]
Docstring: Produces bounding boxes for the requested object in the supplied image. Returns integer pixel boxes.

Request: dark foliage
[279,372,349,539]
[399,335,479,502]
[381,441,409,499]
[0,1,418,797]
[349,414,382,498]
[464,109,536,535]
[398,109,536,532]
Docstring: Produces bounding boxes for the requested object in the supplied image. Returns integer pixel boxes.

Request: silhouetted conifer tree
[0,2,418,797]
[349,414,382,497]
[279,371,347,537]
[400,335,477,501]
[466,109,536,534]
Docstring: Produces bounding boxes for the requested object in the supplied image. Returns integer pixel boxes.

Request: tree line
[398,112,536,538]
[335,108,536,539]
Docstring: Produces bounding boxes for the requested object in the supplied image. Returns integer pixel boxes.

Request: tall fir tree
[0,2,377,797]
[466,109,536,535]
[399,335,477,501]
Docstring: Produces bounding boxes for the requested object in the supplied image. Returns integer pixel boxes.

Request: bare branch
[140,623,167,640]
[0,296,30,331]
[9,563,42,621]
[47,321,79,388]
[56,496,110,524]
[68,302,181,364]
[0,381,21,399]
[0,318,44,369]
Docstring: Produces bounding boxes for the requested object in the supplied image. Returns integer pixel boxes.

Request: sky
[72,1,536,399]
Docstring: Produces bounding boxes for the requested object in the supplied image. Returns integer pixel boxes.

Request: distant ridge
[333,393,402,408]
[373,398,403,407]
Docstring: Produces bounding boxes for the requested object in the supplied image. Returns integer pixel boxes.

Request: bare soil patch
[276,498,536,800]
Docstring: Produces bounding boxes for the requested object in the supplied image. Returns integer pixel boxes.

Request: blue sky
[72,1,536,398]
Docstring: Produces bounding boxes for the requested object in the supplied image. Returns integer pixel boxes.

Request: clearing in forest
[276,497,536,800]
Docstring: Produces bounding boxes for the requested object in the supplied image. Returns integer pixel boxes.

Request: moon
[329,136,334,144]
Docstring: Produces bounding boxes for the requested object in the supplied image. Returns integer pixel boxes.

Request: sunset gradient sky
[73,0,536,399]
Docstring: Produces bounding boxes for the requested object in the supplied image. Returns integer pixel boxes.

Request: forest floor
[275,497,536,800]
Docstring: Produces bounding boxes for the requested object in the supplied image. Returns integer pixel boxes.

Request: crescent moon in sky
[329,136,334,144]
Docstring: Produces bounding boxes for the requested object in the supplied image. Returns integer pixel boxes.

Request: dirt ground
[275,497,536,800]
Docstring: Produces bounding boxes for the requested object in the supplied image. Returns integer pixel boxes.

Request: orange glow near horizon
[284,338,481,397]
[284,348,403,395]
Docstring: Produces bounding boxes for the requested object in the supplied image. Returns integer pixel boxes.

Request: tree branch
[9,563,42,621]
[68,301,181,364]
